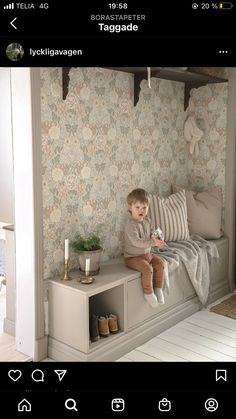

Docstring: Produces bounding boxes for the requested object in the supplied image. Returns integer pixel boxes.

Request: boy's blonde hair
[127,188,150,206]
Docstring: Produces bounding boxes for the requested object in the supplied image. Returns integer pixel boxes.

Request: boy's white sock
[154,288,165,304]
[144,292,158,308]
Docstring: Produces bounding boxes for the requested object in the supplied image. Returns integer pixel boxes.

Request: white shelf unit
[48,261,138,361]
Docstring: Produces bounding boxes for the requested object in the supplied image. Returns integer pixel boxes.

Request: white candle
[65,239,69,260]
[85,258,90,273]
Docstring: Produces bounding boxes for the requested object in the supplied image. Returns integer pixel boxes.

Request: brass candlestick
[79,270,94,284]
[63,259,72,281]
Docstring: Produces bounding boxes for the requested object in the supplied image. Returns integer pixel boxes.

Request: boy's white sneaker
[144,292,158,308]
[154,288,165,304]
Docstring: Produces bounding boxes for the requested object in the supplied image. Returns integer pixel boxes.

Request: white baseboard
[208,281,231,305]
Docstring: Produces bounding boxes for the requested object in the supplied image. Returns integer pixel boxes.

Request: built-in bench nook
[48,236,229,361]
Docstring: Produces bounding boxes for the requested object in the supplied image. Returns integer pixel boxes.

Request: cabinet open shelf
[48,262,137,360]
[89,284,125,348]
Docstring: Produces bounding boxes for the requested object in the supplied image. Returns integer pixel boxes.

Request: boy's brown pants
[125,253,164,294]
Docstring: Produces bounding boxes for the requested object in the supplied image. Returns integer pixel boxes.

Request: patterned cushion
[149,190,189,242]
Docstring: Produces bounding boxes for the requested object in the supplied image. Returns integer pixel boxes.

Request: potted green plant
[72,231,103,275]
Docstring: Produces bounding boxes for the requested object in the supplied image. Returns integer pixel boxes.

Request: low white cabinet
[48,261,201,362]
[48,261,194,362]
[48,238,230,361]
[48,262,135,361]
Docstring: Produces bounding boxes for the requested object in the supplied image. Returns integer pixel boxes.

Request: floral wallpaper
[185,82,228,226]
[40,68,228,279]
[186,83,227,192]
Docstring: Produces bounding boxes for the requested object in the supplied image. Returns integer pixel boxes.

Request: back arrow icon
[10,17,17,29]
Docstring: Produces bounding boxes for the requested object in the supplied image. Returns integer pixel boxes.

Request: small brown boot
[98,316,110,337]
[89,315,100,342]
[107,313,119,334]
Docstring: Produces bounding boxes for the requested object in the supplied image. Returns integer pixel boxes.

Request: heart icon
[8,369,22,382]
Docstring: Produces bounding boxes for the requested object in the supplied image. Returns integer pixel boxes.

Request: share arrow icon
[54,370,67,381]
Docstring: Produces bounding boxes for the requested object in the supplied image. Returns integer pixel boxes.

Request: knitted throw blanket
[152,235,219,305]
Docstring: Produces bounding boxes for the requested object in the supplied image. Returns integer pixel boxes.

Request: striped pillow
[149,190,189,242]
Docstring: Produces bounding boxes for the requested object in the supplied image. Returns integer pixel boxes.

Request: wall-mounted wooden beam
[62,67,227,109]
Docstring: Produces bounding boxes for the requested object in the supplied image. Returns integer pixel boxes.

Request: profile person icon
[6,42,24,61]
[204,398,218,412]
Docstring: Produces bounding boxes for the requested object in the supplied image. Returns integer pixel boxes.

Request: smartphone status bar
[0,1,236,37]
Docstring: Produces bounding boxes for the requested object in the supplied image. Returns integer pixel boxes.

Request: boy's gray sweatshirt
[124,217,155,258]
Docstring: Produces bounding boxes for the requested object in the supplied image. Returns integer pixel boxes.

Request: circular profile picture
[6,42,24,61]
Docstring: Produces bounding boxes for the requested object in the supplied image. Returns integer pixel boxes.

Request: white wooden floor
[2,307,236,362]
[0,333,32,362]
[117,295,236,362]
[1,291,236,362]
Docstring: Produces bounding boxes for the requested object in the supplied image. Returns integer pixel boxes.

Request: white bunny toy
[184,115,204,157]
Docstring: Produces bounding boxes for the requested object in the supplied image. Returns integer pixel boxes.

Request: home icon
[18,398,31,412]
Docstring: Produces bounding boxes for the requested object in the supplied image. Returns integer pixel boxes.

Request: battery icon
[219,2,233,9]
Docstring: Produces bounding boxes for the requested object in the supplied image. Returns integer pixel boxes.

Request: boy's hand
[153,238,166,248]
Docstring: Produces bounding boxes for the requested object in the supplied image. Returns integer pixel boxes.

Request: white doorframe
[11,68,47,360]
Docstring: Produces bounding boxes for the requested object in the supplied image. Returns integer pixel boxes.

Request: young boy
[124,188,165,308]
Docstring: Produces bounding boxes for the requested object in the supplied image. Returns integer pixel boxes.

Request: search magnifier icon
[65,398,78,412]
